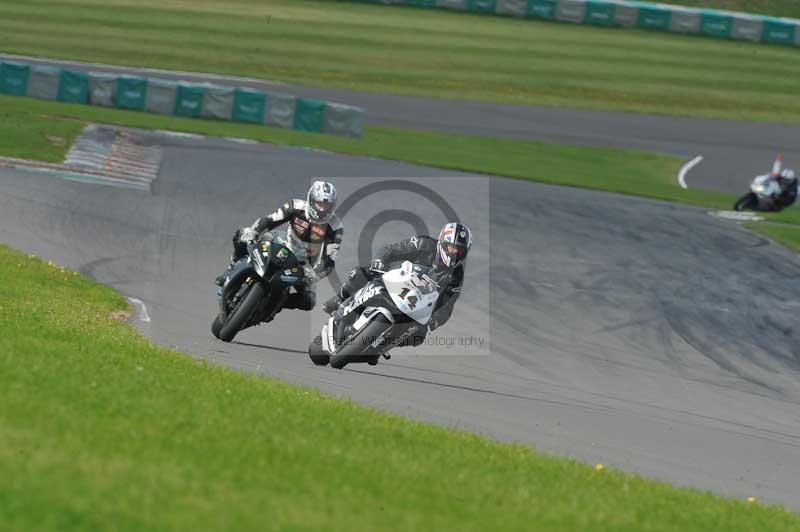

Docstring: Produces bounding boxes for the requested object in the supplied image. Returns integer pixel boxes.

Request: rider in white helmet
[777,167,798,208]
[217,180,343,312]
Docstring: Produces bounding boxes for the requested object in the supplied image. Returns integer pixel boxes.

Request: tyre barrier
[0,61,365,138]
[363,0,800,48]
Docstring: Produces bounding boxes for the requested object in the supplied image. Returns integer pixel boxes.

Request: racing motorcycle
[308,261,440,369]
[733,174,788,212]
[212,231,306,342]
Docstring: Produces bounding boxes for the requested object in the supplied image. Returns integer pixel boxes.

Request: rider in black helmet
[323,222,472,347]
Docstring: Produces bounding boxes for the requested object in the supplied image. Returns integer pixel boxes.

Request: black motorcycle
[212,232,305,342]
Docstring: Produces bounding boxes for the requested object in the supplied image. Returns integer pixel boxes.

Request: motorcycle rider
[776,168,798,208]
[216,180,343,313]
[763,154,797,210]
[323,222,472,350]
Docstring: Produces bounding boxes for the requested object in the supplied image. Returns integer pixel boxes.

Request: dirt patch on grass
[47,135,66,147]
[109,309,132,322]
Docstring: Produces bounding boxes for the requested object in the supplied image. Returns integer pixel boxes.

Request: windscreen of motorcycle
[381,261,440,325]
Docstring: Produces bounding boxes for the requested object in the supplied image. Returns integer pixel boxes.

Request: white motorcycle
[733,174,786,212]
[308,261,440,369]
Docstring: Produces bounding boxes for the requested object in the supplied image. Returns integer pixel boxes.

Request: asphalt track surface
[4,52,800,195]
[2,131,800,508]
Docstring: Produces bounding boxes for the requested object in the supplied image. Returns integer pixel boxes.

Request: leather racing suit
[232,199,343,310]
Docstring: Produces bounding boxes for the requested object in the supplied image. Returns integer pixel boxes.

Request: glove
[303,265,320,285]
[369,258,384,273]
[239,227,257,244]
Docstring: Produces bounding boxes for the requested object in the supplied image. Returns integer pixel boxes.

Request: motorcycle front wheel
[308,334,330,366]
[329,315,392,370]
[734,193,757,212]
[211,314,224,339]
[218,282,265,342]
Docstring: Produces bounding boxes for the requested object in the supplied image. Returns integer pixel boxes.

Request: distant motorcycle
[212,231,306,342]
[733,174,788,212]
[734,154,797,212]
[308,260,440,369]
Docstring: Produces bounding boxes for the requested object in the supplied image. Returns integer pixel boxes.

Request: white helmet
[781,169,796,181]
[306,180,337,224]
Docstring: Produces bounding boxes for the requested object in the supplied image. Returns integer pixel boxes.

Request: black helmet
[435,222,472,269]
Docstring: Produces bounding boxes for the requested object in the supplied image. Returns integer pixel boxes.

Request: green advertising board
[585,1,616,26]
[762,18,796,44]
[293,98,326,133]
[57,69,89,104]
[232,88,267,124]
[116,76,147,110]
[528,0,557,20]
[0,62,30,96]
[174,84,206,117]
[699,11,733,37]
[637,5,671,30]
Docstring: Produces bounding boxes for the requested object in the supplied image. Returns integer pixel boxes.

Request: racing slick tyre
[218,282,265,343]
[329,315,392,370]
[308,334,330,366]
[211,314,224,339]
[734,193,757,212]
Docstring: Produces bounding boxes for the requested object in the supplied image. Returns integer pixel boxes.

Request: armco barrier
[360,0,800,48]
[0,61,365,138]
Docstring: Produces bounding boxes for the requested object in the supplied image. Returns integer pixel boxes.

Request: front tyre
[211,314,224,339]
[734,193,757,212]
[329,315,392,370]
[218,282,265,343]
[308,335,330,366]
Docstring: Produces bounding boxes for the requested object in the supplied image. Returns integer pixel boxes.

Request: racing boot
[214,254,238,287]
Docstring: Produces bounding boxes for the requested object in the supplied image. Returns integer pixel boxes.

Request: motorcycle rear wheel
[329,315,392,370]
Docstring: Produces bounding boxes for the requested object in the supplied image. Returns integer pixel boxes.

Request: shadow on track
[232,341,307,355]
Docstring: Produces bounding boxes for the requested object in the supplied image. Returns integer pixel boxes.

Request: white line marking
[224,137,260,145]
[155,130,205,140]
[678,155,703,189]
[127,297,152,323]
[709,210,764,222]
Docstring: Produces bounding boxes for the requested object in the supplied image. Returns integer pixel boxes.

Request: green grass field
[1,0,799,123]
[745,221,800,252]
[1,244,798,531]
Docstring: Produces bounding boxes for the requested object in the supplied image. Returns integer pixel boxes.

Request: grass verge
[0,100,84,162]
[0,0,799,123]
[745,222,800,252]
[1,243,799,530]
[0,93,734,209]
[8,92,800,250]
